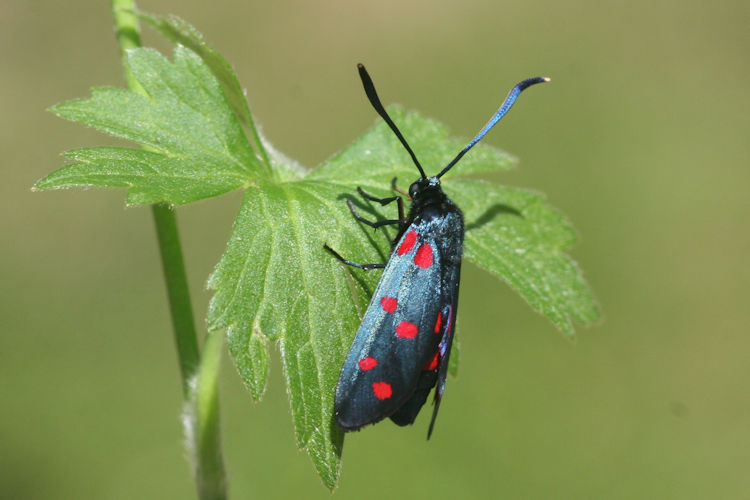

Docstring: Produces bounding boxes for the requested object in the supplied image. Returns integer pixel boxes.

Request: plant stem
[151,204,201,392]
[193,331,227,500]
[110,1,227,498]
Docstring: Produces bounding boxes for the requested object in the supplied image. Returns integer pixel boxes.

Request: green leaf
[36,147,248,205]
[35,46,262,204]
[138,12,271,170]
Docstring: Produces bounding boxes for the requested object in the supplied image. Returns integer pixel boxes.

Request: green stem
[110,2,227,499]
[193,332,227,500]
[151,204,201,391]
[111,0,144,87]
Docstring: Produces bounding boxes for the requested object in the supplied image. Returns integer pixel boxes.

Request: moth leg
[391,177,410,200]
[346,199,401,229]
[323,244,385,270]
[356,187,406,223]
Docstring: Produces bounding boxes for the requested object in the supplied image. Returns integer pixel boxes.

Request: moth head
[409,176,441,200]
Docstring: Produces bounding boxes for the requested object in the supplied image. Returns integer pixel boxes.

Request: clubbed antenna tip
[437,75,550,178]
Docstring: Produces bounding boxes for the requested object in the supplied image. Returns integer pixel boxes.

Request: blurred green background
[2,0,748,498]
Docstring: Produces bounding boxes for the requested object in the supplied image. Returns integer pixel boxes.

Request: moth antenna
[358,64,427,179]
[436,76,550,179]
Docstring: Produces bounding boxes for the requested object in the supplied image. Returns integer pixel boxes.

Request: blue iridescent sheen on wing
[334,202,463,431]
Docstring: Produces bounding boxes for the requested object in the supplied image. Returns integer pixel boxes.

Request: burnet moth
[325,64,548,437]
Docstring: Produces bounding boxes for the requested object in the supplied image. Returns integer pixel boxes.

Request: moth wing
[393,210,463,434]
[394,250,461,433]
[335,224,445,431]
[427,302,457,438]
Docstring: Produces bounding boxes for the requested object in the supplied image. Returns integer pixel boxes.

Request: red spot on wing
[372,381,392,400]
[380,296,398,314]
[395,321,418,339]
[434,312,442,333]
[424,352,439,371]
[358,356,378,371]
[414,243,434,268]
[397,230,417,255]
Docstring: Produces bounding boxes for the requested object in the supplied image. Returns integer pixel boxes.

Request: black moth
[326,64,548,437]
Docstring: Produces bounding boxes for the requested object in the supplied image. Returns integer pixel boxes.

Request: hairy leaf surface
[39,33,598,488]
